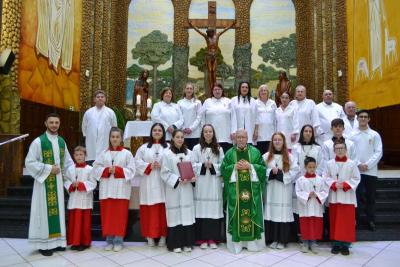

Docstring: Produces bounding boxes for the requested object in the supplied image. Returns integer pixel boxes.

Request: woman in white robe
[200,82,233,152]
[135,123,169,247]
[160,130,196,253]
[230,81,257,145]
[276,92,299,150]
[177,83,202,150]
[92,127,135,252]
[151,87,184,140]
[263,132,299,249]
[191,124,224,249]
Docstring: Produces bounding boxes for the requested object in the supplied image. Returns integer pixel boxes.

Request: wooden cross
[186,1,239,30]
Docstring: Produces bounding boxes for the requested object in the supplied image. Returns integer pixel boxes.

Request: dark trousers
[356,174,377,224]
[185,138,199,151]
[255,141,270,155]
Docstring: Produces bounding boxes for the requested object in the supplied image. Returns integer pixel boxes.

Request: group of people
[25,82,382,258]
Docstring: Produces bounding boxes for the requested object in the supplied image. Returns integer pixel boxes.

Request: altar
[123,120,153,141]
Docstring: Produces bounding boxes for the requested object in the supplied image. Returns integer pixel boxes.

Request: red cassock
[299,216,323,240]
[140,203,167,238]
[67,209,92,246]
[329,203,356,242]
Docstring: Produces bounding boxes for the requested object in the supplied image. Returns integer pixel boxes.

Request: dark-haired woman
[230,81,257,145]
[161,130,196,253]
[135,123,169,247]
[192,124,224,249]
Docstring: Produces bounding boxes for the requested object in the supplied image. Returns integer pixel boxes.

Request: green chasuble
[221,145,266,242]
[39,133,65,238]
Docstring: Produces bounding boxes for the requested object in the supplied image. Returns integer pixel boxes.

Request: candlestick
[135,104,141,120]
[147,107,151,121]
[147,98,152,108]
[136,95,141,105]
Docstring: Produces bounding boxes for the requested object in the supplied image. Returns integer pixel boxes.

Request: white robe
[343,116,359,138]
[295,175,329,217]
[200,97,232,143]
[25,132,74,250]
[177,98,202,139]
[230,96,257,144]
[255,99,277,142]
[322,138,357,162]
[291,98,322,137]
[324,159,361,206]
[263,153,299,222]
[151,101,184,140]
[135,143,168,205]
[92,149,135,200]
[191,145,224,219]
[316,102,345,143]
[275,105,299,149]
[160,149,195,227]
[64,165,96,209]
[82,106,117,161]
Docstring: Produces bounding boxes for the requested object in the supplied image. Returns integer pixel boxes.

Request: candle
[147,98,152,108]
[136,95,141,105]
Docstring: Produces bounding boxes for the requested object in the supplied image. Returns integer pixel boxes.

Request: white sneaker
[147,238,155,247]
[158,237,166,247]
[104,243,113,251]
[209,243,218,249]
[113,244,123,252]
[183,246,192,252]
[276,243,285,250]
[300,243,308,253]
[269,242,278,249]
[309,243,319,254]
[200,243,208,249]
[173,248,182,253]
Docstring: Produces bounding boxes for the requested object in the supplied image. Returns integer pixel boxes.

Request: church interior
[0,0,399,266]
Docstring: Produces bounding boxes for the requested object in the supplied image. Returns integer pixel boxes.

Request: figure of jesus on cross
[187,1,237,96]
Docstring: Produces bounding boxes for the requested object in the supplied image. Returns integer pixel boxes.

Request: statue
[275,71,292,106]
[188,20,236,95]
[134,69,150,121]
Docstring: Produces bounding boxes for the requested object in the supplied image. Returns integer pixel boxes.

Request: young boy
[64,146,96,251]
[296,157,328,254]
[324,140,360,255]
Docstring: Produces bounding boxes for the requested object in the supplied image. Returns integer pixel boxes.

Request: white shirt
[322,138,357,162]
[230,96,257,144]
[316,102,345,142]
[275,105,299,148]
[296,175,329,217]
[343,115,359,138]
[177,98,202,138]
[292,143,325,177]
[291,98,322,136]
[255,99,276,142]
[82,106,117,161]
[350,127,383,177]
[64,165,96,209]
[151,101,184,140]
[200,97,232,143]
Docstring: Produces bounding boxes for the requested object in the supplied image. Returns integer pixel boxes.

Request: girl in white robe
[191,124,224,249]
[263,132,299,249]
[135,123,169,247]
[177,83,202,150]
[200,82,233,152]
[92,127,135,252]
[230,81,257,145]
[64,146,96,251]
[295,157,328,254]
[161,130,196,253]
[275,92,299,150]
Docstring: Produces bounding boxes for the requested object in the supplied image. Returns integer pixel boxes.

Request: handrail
[0,134,29,147]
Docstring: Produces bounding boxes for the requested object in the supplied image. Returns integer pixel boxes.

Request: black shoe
[39,249,53,256]
[52,246,66,252]
[340,246,350,256]
[331,246,341,254]
[77,245,86,251]
[368,222,376,231]
[70,246,79,250]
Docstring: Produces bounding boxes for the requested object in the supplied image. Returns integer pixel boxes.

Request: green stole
[39,133,65,238]
[231,147,257,241]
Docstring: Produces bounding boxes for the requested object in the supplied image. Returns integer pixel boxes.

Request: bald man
[343,101,359,137]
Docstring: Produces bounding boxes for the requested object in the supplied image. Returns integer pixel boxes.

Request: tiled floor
[1,238,398,267]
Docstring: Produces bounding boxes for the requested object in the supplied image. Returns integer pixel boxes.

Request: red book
[177,161,195,180]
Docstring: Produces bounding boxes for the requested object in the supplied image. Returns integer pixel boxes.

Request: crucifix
[187,1,238,96]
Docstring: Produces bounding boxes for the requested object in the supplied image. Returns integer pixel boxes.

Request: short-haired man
[350,110,383,231]
[343,101,359,137]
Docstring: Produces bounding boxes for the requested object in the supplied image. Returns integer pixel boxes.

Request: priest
[220,129,266,254]
[25,113,74,256]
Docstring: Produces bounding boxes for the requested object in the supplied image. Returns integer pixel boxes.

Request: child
[64,146,96,251]
[92,127,136,252]
[324,140,360,255]
[192,124,224,249]
[295,157,328,254]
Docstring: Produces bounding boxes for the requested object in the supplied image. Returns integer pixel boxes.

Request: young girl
[64,146,96,251]
[92,127,136,252]
[264,132,299,249]
[324,140,360,256]
[295,157,328,254]
[161,130,196,253]
[192,124,224,249]
[135,123,168,247]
